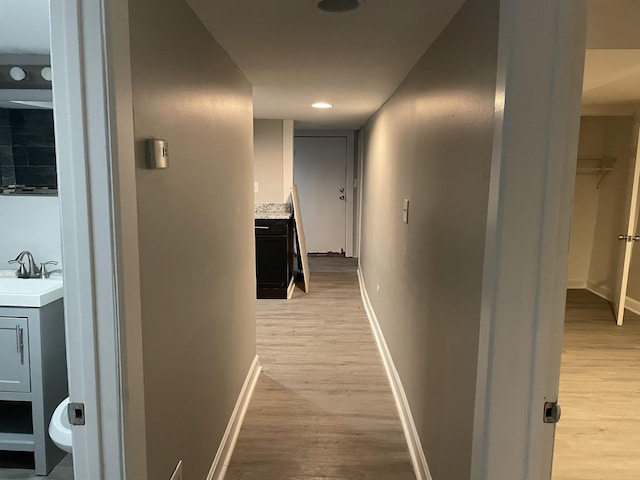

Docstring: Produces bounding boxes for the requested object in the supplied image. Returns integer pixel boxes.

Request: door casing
[50,0,147,478]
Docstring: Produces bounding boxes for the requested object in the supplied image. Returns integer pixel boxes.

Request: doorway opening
[554,5,640,476]
[0,8,73,478]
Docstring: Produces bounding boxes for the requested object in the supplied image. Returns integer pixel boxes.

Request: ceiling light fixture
[315,0,363,13]
[9,66,27,82]
[312,102,333,109]
[40,67,52,82]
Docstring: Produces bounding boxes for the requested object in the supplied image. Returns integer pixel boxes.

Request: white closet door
[614,123,640,326]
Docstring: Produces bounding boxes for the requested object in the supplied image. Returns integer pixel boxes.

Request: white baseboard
[586,281,612,301]
[584,281,640,316]
[567,279,586,289]
[357,268,432,480]
[624,296,640,316]
[206,355,261,480]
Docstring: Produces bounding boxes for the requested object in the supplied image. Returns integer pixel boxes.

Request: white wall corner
[357,268,432,480]
[206,355,262,480]
[586,280,613,301]
[566,279,587,289]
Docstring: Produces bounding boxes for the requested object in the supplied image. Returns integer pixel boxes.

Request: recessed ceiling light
[312,102,333,109]
[315,0,363,12]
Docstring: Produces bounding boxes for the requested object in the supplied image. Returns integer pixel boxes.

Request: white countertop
[0,277,64,308]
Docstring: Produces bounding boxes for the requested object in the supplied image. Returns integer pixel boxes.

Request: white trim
[101,0,149,475]
[471,2,587,478]
[624,295,640,316]
[567,279,587,289]
[295,129,355,257]
[50,0,138,478]
[357,267,432,480]
[585,281,640,317]
[586,280,613,302]
[287,277,296,300]
[207,355,262,480]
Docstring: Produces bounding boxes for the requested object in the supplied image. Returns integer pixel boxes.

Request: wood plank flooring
[225,257,415,480]
[553,289,640,480]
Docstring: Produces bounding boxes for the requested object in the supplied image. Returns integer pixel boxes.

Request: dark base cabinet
[255,218,293,299]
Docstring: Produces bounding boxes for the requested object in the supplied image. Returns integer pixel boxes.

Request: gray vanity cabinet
[0,299,68,475]
[0,317,31,393]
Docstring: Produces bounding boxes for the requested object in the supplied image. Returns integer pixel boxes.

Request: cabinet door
[256,235,289,288]
[0,317,30,393]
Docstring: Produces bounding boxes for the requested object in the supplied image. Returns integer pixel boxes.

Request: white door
[294,136,348,254]
[614,123,640,325]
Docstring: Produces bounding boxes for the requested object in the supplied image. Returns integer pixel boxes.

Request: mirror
[0,58,56,195]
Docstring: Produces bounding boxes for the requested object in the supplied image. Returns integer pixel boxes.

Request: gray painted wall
[128,0,256,478]
[0,196,61,270]
[254,119,285,203]
[253,119,294,203]
[359,0,499,478]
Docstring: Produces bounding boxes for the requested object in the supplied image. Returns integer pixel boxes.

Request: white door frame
[471,1,587,479]
[295,130,355,257]
[50,0,147,479]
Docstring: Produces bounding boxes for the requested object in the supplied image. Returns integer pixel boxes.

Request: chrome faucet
[10,251,40,278]
[8,251,59,279]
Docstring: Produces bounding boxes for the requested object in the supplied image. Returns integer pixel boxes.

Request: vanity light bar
[0,64,52,89]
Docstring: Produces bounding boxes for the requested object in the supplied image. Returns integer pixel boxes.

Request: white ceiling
[186,0,466,129]
[2,0,640,121]
[580,1,640,115]
[582,50,640,115]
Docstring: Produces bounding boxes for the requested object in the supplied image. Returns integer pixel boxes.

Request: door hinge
[68,402,86,426]
[543,401,561,424]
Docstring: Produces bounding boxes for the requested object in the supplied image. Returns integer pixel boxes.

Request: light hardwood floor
[225,257,415,480]
[553,289,640,480]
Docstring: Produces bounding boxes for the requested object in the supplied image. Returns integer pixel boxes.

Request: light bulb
[9,67,27,81]
[41,67,52,82]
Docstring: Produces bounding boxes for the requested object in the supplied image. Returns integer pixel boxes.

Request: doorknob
[634,236,640,242]
[339,188,345,193]
[339,195,345,200]
[619,234,630,241]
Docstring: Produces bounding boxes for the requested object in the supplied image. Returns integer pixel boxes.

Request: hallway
[225,257,415,479]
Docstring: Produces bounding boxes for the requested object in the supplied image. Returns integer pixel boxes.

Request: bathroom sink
[0,277,64,307]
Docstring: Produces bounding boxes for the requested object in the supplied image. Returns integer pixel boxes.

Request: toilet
[49,397,72,453]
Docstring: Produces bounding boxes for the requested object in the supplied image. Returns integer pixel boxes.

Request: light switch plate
[254,182,259,193]
[169,460,183,480]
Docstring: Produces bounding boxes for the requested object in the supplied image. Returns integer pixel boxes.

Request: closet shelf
[576,157,616,189]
